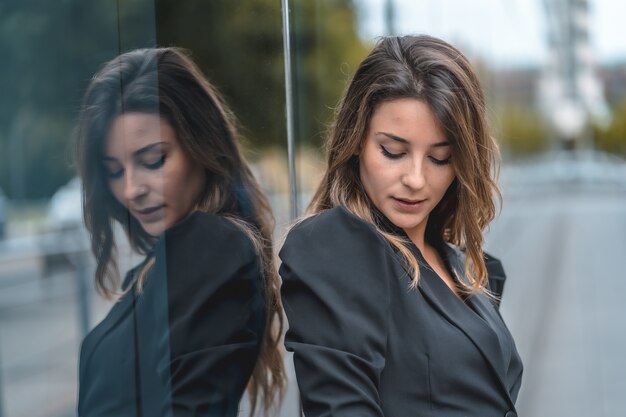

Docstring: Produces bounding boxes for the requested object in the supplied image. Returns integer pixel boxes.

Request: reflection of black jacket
[78,212,265,417]
[280,207,523,417]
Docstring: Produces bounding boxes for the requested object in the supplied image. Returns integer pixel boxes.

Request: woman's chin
[138,221,167,237]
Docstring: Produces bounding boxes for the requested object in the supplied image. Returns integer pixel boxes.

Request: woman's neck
[403,220,428,255]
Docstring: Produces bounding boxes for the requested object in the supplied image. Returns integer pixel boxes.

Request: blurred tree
[155,0,286,152]
[594,99,626,157]
[0,0,155,200]
[0,0,366,199]
[494,106,550,155]
[155,0,367,151]
[290,0,369,148]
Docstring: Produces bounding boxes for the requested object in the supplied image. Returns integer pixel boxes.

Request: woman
[75,47,284,416]
[280,35,523,416]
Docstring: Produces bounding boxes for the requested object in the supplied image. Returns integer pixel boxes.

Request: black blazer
[280,207,523,417]
[78,212,265,417]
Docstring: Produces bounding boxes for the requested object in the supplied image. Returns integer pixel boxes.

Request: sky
[357,0,626,68]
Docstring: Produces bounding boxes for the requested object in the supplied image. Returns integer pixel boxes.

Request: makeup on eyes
[139,151,166,170]
[102,159,123,179]
[376,132,451,164]
[102,141,168,178]
[429,155,451,165]
[379,144,404,159]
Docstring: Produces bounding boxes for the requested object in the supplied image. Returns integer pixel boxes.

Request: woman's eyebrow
[102,141,164,162]
[133,141,164,156]
[377,132,449,147]
[377,132,409,144]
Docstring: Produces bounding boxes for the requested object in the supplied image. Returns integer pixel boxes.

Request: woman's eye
[143,155,166,170]
[106,169,123,179]
[380,145,404,160]
[429,156,451,166]
[104,164,123,179]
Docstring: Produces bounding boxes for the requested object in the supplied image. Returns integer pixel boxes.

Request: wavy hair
[75,47,284,414]
[309,35,501,293]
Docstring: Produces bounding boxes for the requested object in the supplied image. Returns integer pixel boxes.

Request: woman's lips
[133,205,165,223]
[392,197,426,212]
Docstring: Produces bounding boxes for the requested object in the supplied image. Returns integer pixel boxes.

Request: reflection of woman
[76,48,284,416]
[280,35,523,416]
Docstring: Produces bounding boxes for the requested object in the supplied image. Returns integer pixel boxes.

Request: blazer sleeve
[143,212,265,417]
[280,208,396,417]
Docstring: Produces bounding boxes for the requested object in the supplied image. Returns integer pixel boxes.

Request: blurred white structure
[47,176,83,231]
[539,0,610,148]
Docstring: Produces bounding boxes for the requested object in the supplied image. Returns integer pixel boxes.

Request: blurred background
[0,0,624,416]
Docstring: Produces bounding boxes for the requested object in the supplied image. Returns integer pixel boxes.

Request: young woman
[280,35,523,417]
[75,47,284,416]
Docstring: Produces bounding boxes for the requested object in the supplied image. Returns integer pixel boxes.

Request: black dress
[78,212,265,417]
[280,206,523,417]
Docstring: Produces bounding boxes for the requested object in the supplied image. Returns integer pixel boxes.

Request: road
[487,185,626,417]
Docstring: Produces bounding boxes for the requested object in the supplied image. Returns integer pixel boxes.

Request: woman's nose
[123,170,149,202]
[401,159,426,190]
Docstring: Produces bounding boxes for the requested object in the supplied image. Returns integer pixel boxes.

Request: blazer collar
[79,267,140,373]
[407,242,515,407]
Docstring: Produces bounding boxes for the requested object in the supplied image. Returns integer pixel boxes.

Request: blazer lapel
[409,243,514,407]
[79,274,137,373]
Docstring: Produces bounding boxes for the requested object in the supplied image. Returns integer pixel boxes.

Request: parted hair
[75,47,284,415]
[309,35,501,293]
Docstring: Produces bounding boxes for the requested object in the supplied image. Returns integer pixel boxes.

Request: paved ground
[487,185,626,417]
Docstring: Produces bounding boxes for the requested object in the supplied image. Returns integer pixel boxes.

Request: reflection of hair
[309,35,501,293]
[75,47,284,413]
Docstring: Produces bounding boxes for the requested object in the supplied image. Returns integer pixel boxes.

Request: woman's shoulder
[166,211,251,240]
[162,211,256,256]
[280,206,395,267]
[146,211,261,295]
[286,206,385,244]
[147,211,259,289]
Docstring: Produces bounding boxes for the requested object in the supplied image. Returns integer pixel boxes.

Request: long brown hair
[309,35,501,293]
[75,47,284,414]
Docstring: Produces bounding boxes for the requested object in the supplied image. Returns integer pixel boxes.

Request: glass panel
[0,2,156,416]
[0,1,292,416]
[286,0,367,215]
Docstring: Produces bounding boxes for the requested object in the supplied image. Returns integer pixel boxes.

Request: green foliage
[0,0,156,200]
[290,0,369,147]
[594,99,626,156]
[493,105,550,155]
[0,0,366,199]
[155,0,286,149]
[155,0,367,150]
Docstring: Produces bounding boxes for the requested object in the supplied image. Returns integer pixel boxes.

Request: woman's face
[103,113,206,236]
[359,98,456,243]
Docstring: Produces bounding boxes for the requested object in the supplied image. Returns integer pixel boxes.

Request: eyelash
[380,145,403,160]
[379,145,451,165]
[144,154,166,170]
[105,155,166,179]
[430,156,452,166]
[107,170,123,179]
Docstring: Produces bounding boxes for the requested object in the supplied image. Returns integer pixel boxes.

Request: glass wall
[0,2,157,416]
[0,0,625,416]
[0,1,295,416]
